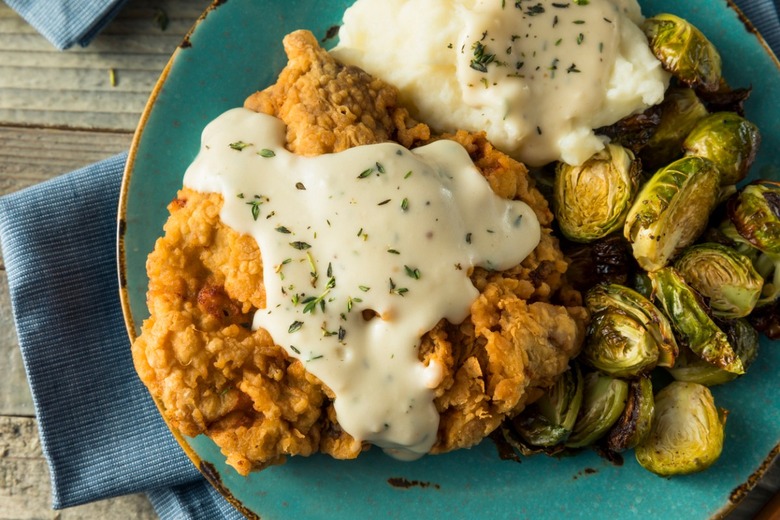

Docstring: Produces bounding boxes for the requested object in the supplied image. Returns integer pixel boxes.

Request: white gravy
[184,107,541,459]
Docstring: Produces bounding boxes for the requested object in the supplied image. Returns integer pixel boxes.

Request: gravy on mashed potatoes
[332,0,670,166]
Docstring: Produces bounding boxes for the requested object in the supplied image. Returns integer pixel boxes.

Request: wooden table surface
[0,1,778,519]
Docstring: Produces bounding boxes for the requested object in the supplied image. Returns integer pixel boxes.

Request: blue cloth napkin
[0,1,779,519]
[4,0,130,49]
[0,155,242,519]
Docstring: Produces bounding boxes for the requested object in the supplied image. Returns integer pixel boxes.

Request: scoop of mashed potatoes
[332,0,669,166]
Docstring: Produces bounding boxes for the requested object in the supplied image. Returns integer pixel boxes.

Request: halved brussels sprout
[641,87,708,170]
[512,364,584,447]
[605,376,655,452]
[649,267,744,374]
[624,156,721,271]
[674,243,764,318]
[667,319,759,386]
[565,372,628,448]
[642,14,722,92]
[635,381,726,476]
[554,144,641,242]
[727,181,780,255]
[683,112,761,185]
[581,310,659,378]
[718,219,780,307]
[586,284,678,368]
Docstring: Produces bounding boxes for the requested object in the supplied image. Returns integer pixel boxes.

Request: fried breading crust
[132,30,587,476]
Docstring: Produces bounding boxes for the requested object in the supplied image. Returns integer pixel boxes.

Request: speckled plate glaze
[118,1,780,518]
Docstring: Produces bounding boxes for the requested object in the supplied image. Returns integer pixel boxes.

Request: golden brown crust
[132,30,587,475]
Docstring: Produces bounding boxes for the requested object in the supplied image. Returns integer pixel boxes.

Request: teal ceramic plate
[118,1,780,518]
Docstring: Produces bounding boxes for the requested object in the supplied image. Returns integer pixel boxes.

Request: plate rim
[115,1,780,518]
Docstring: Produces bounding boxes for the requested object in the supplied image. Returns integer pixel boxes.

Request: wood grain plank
[0,0,211,132]
[0,417,156,519]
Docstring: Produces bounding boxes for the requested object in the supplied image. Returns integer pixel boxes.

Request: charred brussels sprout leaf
[596,105,662,154]
[749,301,780,339]
[649,267,744,374]
[642,14,722,92]
[624,156,721,271]
[683,112,761,185]
[586,283,678,368]
[565,372,628,448]
[512,364,584,447]
[674,243,764,318]
[727,181,780,255]
[582,311,659,378]
[667,319,759,385]
[606,376,655,452]
[641,87,708,171]
[635,382,726,476]
[554,144,641,242]
[564,235,636,291]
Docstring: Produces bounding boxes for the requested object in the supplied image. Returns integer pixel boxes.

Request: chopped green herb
[290,241,311,250]
[295,182,306,190]
[377,199,391,206]
[404,170,413,179]
[574,0,589,4]
[359,285,370,292]
[229,141,252,151]
[275,225,291,234]
[288,321,303,333]
[357,168,373,179]
[290,345,301,354]
[577,33,584,45]
[246,200,262,220]
[387,248,401,255]
[258,148,275,158]
[470,40,496,73]
[376,162,386,173]
[466,232,473,244]
[404,265,421,279]
[401,198,409,211]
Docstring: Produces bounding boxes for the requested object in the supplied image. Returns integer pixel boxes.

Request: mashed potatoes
[332,0,670,166]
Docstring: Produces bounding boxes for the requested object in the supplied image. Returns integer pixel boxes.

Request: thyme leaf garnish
[229,141,251,151]
[288,320,303,333]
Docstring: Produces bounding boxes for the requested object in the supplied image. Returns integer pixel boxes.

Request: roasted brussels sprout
[641,87,708,170]
[581,311,659,378]
[586,284,678,368]
[727,181,780,255]
[624,156,721,271]
[683,112,761,185]
[565,372,628,448]
[642,14,722,92]
[605,376,655,452]
[649,267,744,374]
[754,251,780,306]
[674,243,764,318]
[512,364,584,447]
[635,382,726,476]
[718,219,780,307]
[667,319,759,385]
[554,144,641,242]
